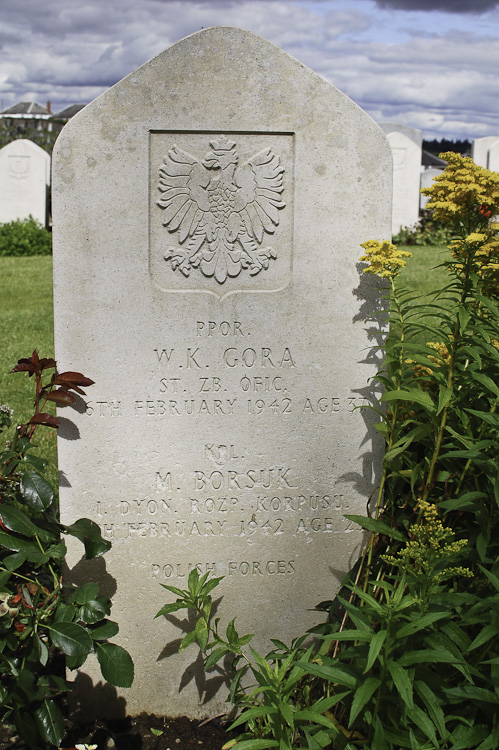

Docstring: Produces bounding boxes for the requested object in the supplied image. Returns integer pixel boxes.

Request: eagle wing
[157,146,211,243]
[234,148,285,244]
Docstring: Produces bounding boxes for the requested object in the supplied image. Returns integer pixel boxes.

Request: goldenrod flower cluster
[359,240,412,279]
[406,340,452,380]
[382,501,472,583]
[449,233,499,298]
[422,152,499,223]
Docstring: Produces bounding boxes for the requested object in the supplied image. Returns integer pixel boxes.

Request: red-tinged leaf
[53,372,95,387]
[38,358,57,370]
[56,383,86,395]
[42,389,76,406]
[11,361,37,375]
[27,413,60,428]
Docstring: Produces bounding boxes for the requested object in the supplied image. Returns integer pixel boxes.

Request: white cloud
[0,0,498,140]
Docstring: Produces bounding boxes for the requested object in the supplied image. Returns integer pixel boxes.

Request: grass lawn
[0,256,57,478]
[0,245,453,483]
[400,243,451,292]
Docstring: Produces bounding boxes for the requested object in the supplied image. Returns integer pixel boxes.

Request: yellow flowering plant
[156,153,499,750]
[309,152,499,747]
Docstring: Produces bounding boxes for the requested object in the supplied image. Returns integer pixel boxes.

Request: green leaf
[89,619,120,641]
[478,564,499,593]
[155,601,189,617]
[35,635,49,666]
[387,659,413,708]
[468,623,499,651]
[48,621,93,658]
[444,685,498,703]
[397,611,451,638]
[21,470,54,512]
[381,388,435,414]
[226,741,279,750]
[399,647,459,667]
[229,706,278,730]
[323,629,373,644]
[465,408,499,426]
[296,660,357,689]
[226,618,239,644]
[63,517,111,558]
[79,596,110,624]
[47,541,67,559]
[159,583,188,597]
[179,630,197,652]
[14,708,39,748]
[0,529,49,562]
[55,603,77,622]
[3,552,26,571]
[414,681,446,739]
[0,504,38,536]
[96,642,134,688]
[188,567,201,595]
[406,705,437,744]
[200,576,224,595]
[469,371,499,397]
[34,699,65,747]
[343,515,406,542]
[69,581,100,604]
[205,646,229,670]
[349,676,380,725]
[195,617,209,651]
[436,385,453,415]
[365,629,387,673]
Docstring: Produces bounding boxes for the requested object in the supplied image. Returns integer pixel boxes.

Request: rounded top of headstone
[0,138,51,158]
[55,26,384,147]
[379,122,422,146]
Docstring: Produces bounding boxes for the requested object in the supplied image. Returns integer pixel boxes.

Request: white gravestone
[487,139,499,172]
[472,136,499,168]
[0,139,50,226]
[53,27,391,718]
[420,168,444,210]
[380,123,422,235]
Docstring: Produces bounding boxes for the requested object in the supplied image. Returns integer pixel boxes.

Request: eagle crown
[202,136,239,171]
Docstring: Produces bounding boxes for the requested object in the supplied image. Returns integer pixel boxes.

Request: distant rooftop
[52,104,86,119]
[2,101,50,115]
[422,150,447,168]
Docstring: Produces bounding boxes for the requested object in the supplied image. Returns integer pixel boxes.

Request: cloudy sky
[1,0,498,140]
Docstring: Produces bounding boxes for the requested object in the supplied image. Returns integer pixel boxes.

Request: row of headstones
[1,128,497,236]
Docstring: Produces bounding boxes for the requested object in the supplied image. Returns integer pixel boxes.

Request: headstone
[472,136,499,168]
[53,27,391,718]
[0,139,50,226]
[420,167,444,210]
[379,123,422,235]
[487,138,499,172]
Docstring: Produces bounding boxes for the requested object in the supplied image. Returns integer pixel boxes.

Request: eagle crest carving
[157,136,285,284]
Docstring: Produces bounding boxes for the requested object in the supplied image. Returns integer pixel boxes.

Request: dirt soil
[0,713,239,750]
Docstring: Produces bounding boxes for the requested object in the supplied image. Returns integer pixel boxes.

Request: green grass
[397,243,455,342]
[400,243,451,295]
[0,256,57,477]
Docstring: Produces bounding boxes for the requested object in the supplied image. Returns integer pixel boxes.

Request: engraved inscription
[157,136,285,284]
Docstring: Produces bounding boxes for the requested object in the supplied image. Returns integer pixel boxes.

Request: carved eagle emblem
[157,136,286,284]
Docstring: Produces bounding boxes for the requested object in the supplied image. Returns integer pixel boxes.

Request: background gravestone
[380,123,422,235]
[0,139,50,226]
[420,167,444,210]
[472,136,499,168]
[487,138,499,172]
[52,27,391,718]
